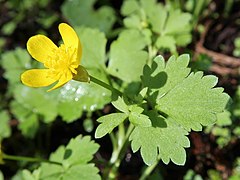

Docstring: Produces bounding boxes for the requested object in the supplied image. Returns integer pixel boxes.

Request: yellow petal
[47,71,73,91]
[27,35,58,63]
[58,23,82,62]
[21,69,57,87]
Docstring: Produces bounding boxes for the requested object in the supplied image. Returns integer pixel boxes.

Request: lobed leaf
[129,111,190,165]
[39,135,100,180]
[157,72,230,131]
[95,113,128,138]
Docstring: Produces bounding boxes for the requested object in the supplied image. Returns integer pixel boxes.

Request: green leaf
[0,48,31,87]
[95,113,128,138]
[14,169,41,180]
[216,110,232,126]
[153,55,230,131]
[141,0,167,33]
[129,111,190,165]
[112,96,129,114]
[61,0,116,34]
[57,68,111,122]
[129,112,151,127]
[142,55,190,98]
[108,29,148,82]
[123,15,142,29]
[39,135,100,180]
[0,111,11,140]
[121,0,193,53]
[75,27,107,69]
[155,36,176,53]
[13,85,58,123]
[10,101,39,138]
[121,0,140,16]
[163,9,192,36]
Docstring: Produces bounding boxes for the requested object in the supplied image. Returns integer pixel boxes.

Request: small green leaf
[108,29,148,82]
[130,111,190,165]
[141,0,167,33]
[163,9,192,36]
[121,0,140,16]
[155,36,176,53]
[121,0,193,53]
[112,97,129,113]
[129,105,144,114]
[39,135,100,180]
[129,112,151,127]
[123,15,142,29]
[216,110,232,126]
[95,113,128,138]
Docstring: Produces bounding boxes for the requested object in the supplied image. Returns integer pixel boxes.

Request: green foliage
[95,96,151,138]
[1,48,32,90]
[0,111,11,141]
[121,0,192,54]
[13,136,100,180]
[61,0,116,35]
[95,113,128,138]
[205,85,240,148]
[10,100,39,138]
[97,54,229,166]
[108,29,148,82]
[183,169,203,180]
[0,0,234,178]
[130,112,190,165]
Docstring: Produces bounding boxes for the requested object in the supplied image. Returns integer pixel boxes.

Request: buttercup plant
[1,23,230,179]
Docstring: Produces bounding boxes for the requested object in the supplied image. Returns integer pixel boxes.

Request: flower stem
[2,153,62,166]
[89,75,123,97]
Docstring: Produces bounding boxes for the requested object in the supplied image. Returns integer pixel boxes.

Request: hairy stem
[89,75,123,97]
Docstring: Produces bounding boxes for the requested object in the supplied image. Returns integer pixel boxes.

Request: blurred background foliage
[0,0,240,179]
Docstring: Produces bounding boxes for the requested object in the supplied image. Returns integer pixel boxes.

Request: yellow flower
[21,23,89,91]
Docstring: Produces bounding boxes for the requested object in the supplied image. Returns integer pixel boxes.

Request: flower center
[44,44,79,80]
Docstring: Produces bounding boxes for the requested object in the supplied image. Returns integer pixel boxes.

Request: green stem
[89,75,123,97]
[2,153,62,166]
[108,124,134,179]
[139,160,159,180]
